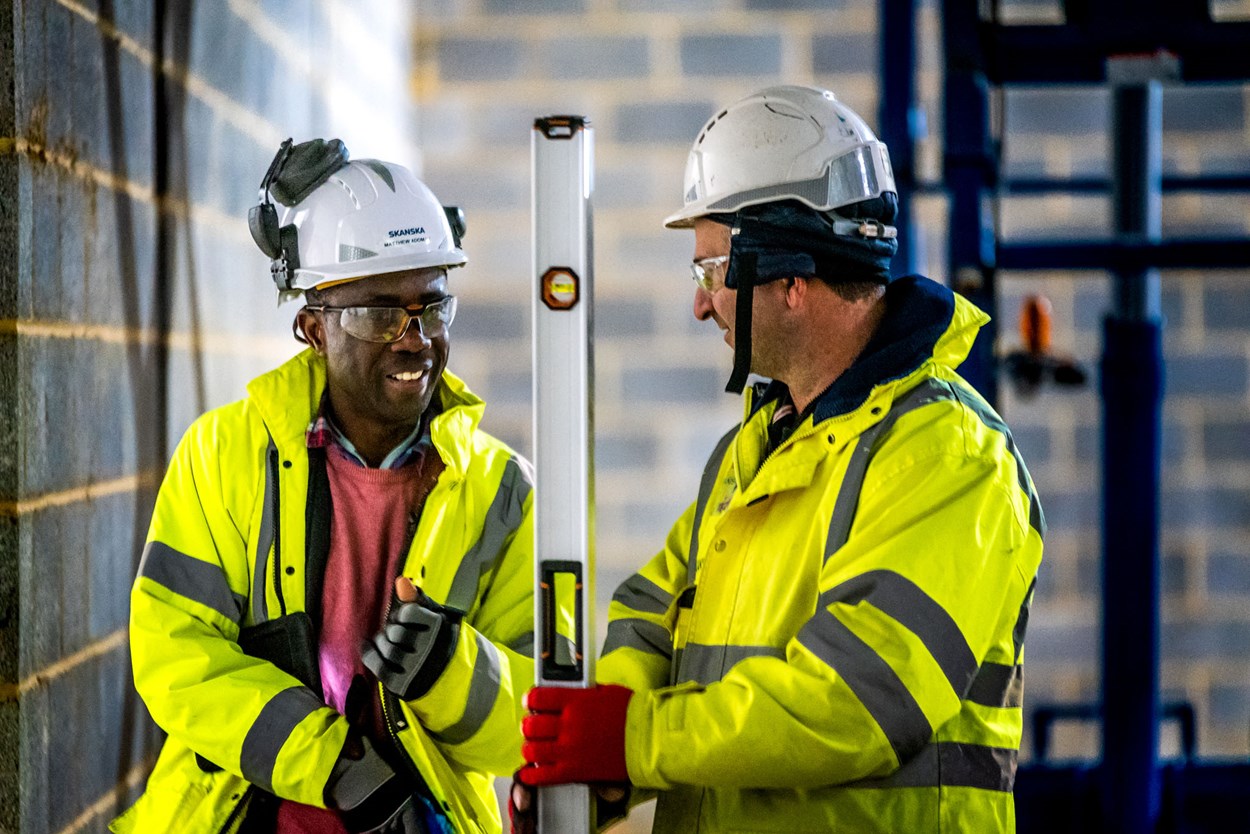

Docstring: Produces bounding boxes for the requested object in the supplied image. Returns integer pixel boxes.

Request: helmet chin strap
[725,252,757,394]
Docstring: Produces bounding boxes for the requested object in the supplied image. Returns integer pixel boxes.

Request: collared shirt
[766,395,798,452]
[306,394,437,469]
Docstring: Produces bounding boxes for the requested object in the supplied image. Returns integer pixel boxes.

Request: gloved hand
[325,736,423,834]
[363,577,463,701]
[518,684,633,786]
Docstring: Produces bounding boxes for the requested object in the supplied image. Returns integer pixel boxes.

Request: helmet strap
[725,252,756,394]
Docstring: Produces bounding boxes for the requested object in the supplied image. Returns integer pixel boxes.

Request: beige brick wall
[411,0,887,635]
[412,2,1250,807]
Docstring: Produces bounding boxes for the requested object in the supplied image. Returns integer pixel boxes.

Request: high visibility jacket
[112,349,536,834]
[599,276,1044,833]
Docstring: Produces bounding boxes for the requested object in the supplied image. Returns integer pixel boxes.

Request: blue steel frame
[877,1,1250,832]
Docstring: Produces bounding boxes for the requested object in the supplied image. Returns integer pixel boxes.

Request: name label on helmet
[388,227,426,238]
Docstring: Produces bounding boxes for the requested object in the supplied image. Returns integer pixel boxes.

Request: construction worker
[514,85,1044,832]
[113,139,536,834]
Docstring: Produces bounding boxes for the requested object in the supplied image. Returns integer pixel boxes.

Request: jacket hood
[755,275,989,422]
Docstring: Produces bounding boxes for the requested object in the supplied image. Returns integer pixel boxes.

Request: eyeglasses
[307,295,458,343]
[690,255,729,291]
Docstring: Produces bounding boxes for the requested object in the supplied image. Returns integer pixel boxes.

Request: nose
[391,315,433,351]
[693,286,715,321]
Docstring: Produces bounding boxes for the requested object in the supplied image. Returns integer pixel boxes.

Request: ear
[296,307,328,354]
[782,276,808,310]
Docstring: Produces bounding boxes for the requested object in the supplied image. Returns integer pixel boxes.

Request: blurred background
[0,0,1248,831]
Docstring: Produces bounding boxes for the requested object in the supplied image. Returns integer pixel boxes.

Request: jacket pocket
[110,760,247,834]
[109,777,209,833]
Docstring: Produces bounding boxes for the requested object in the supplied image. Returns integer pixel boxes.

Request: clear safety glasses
[690,255,729,292]
[308,295,458,343]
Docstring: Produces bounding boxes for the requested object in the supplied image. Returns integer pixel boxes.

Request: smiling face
[297,267,450,461]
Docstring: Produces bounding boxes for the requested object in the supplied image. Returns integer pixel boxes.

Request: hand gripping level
[531,114,596,834]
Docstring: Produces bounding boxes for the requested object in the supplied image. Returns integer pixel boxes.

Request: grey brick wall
[0,0,414,830]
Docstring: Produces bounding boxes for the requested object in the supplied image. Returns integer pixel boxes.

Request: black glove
[325,737,424,834]
[363,591,463,701]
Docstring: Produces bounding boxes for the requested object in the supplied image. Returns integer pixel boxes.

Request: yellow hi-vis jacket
[112,349,536,834]
[599,277,1044,833]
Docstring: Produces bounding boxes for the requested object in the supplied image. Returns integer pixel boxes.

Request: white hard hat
[663,85,896,229]
[278,159,467,291]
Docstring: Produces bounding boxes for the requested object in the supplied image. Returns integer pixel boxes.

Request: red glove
[518,684,633,786]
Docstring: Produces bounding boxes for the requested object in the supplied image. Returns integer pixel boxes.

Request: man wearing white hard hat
[516,86,1044,833]
[117,139,540,834]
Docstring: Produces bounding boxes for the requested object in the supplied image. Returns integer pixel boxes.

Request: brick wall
[2,0,1247,830]
[997,75,1250,760]
[411,0,1250,802]
[0,1,415,830]
[411,0,885,633]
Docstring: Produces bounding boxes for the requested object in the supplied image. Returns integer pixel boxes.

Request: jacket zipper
[381,687,456,832]
[373,504,456,830]
[744,420,821,498]
[215,786,253,834]
[745,395,871,496]
[268,445,286,616]
[374,513,420,758]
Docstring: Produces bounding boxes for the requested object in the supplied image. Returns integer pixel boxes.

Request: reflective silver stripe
[966,662,1023,708]
[853,741,1017,792]
[508,631,571,663]
[612,574,673,616]
[253,438,278,624]
[824,570,979,698]
[826,377,1045,558]
[554,634,576,667]
[1013,578,1036,663]
[139,541,246,624]
[239,685,325,792]
[602,618,672,659]
[949,385,1046,537]
[689,426,740,585]
[446,457,533,612]
[826,379,954,559]
[798,606,932,762]
[673,643,784,685]
[431,631,500,745]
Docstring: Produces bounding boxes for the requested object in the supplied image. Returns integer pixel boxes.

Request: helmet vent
[763,102,802,120]
[362,160,397,192]
[338,244,378,262]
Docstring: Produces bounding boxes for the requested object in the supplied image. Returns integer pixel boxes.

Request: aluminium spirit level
[531,114,596,833]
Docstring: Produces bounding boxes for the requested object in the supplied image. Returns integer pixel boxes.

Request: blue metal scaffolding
[878,2,1250,831]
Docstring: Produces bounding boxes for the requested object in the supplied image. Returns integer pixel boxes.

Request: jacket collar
[246,348,485,478]
[731,277,986,501]
[751,275,987,423]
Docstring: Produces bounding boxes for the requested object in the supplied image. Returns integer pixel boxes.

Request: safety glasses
[690,255,729,291]
[307,295,458,343]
